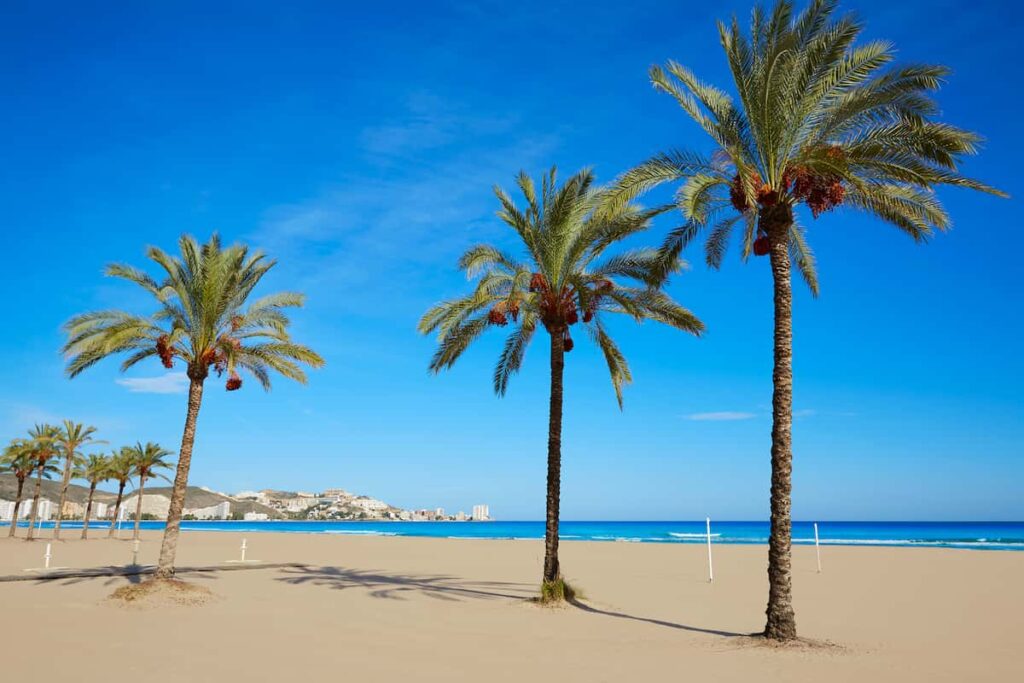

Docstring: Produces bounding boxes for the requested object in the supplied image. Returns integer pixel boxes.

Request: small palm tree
[75,453,112,540]
[24,424,63,541]
[105,448,136,538]
[610,0,1005,640]
[63,234,324,577]
[53,420,102,540]
[420,167,703,599]
[1,440,43,538]
[125,442,174,542]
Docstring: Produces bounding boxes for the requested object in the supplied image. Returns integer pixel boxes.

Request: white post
[132,539,140,566]
[814,522,822,573]
[706,517,714,583]
[240,538,247,562]
[44,542,52,569]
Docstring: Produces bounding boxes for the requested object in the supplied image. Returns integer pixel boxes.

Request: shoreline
[4,518,1023,551]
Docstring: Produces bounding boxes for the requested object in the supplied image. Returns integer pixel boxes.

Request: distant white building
[92,502,109,519]
[352,497,389,512]
[472,504,490,521]
[0,500,14,521]
[455,510,467,521]
[188,501,231,520]
[323,488,351,500]
[435,507,445,518]
[284,497,318,513]
[121,494,171,519]
[243,511,269,521]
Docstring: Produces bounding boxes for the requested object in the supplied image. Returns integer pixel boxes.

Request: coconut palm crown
[609,0,1005,641]
[420,166,703,407]
[614,0,1005,286]
[62,234,324,577]
[420,166,703,597]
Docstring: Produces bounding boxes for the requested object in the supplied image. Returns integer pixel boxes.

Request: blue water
[7,520,1023,550]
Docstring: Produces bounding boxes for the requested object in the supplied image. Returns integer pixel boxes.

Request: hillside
[0,475,281,518]
[0,473,117,505]
[134,486,282,518]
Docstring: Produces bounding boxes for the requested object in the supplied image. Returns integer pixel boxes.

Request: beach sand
[1,530,1021,681]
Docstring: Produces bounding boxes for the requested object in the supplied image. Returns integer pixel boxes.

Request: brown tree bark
[8,477,25,538]
[53,451,75,540]
[81,483,97,539]
[542,331,565,587]
[155,377,205,579]
[764,222,798,641]
[132,475,148,542]
[108,481,125,540]
[25,462,45,541]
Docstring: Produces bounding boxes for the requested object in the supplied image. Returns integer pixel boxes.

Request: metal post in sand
[706,517,714,583]
[814,522,822,573]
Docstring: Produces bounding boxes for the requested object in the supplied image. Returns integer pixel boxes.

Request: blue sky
[1,0,1021,520]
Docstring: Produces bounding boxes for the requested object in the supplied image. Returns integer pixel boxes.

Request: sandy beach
[1,530,1021,681]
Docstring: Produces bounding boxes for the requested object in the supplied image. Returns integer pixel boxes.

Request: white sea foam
[669,532,721,539]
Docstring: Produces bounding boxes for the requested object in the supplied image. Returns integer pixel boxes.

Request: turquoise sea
[8,520,1024,550]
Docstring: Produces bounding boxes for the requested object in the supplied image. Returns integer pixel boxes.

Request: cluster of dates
[728,148,847,256]
[486,273,614,353]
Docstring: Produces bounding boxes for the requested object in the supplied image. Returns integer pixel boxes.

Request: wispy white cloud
[685,411,757,422]
[115,372,189,394]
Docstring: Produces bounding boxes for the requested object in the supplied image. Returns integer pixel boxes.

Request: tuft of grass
[538,577,582,604]
[108,577,215,608]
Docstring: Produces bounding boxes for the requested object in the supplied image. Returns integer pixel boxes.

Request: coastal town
[0,475,490,523]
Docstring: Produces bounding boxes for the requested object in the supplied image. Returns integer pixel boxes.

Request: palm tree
[75,453,112,540]
[609,0,1005,640]
[62,234,324,578]
[53,420,102,540]
[24,424,63,541]
[420,167,703,599]
[125,442,174,542]
[105,448,135,538]
[1,440,43,538]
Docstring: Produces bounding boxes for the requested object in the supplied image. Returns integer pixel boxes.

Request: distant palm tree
[125,442,174,542]
[24,425,63,541]
[609,0,1005,640]
[63,234,324,578]
[420,167,703,599]
[1,440,46,538]
[53,420,102,540]
[105,448,136,539]
[75,453,112,540]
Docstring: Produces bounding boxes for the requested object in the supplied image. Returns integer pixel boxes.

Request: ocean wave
[669,532,721,539]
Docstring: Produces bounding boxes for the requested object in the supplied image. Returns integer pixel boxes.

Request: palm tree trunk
[542,332,565,589]
[764,228,798,641]
[26,463,44,541]
[132,475,147,542]
[108,482,125,538]
[8,478,25,538]
[81,484,96,539]
[155,377,205,579]
[53,452,74,539]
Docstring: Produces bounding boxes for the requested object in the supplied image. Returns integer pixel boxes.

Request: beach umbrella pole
[814,522,822,573]
[706,517,714,583]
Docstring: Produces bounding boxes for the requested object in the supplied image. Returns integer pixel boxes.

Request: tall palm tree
[609,0,1005,640]
[125,442,174,542]
[105,448,135,538]
[63,234,324,578]
[420,167,703,599]
[1,440,43,538]
[24,424,63,541]
[75,453,112,540]
[53,420,102,540]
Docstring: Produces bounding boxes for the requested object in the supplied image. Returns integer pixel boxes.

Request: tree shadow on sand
[563,595,750,638]
[275,565,535,602]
